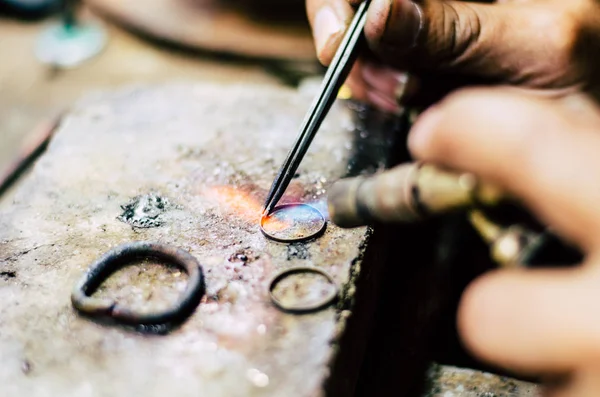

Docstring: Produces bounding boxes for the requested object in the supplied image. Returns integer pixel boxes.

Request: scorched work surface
[0,83,394,397]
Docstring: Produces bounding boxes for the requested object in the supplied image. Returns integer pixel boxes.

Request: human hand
[307,0,600,112]
[408,88,600,396]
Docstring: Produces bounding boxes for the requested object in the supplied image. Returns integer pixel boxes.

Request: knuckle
[417,89,484,146]
[442,87,487,107]
[439,88,497,121]
[433,2,483,66]
[529,8,578,70]
[512,129,548,184]
[438,88,545,169]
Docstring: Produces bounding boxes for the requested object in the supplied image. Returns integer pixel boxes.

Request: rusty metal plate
[0,82,390,397]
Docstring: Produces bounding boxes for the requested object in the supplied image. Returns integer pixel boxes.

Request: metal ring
[71,242,205,326]
[260,203,327,243]
[268,266,338,314]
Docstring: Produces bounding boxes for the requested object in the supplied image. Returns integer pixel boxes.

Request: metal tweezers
[263,0,372,215]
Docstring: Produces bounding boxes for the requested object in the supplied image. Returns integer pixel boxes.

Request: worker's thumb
[366,0,575,86]
[458,265,600,375]
[365,0,500,72]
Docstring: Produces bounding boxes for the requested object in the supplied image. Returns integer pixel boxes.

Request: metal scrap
[71,241,205,328]
[269,266,338,314]
[118,193,179,228]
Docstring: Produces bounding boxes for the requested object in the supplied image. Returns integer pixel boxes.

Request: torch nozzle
[327,162,503,228]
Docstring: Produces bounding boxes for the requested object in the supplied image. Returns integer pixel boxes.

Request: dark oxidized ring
[71,241,205,326]
[268,266,338,314]
[260,203,327,243]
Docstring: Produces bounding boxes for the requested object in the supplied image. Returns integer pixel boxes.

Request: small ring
[269,266,338,314]
[260,203,327,243]
[71,241,205,326]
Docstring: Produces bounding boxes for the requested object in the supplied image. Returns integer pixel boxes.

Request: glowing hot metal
[260,204,326,243]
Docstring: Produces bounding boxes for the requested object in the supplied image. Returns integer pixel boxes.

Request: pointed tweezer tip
[261,205,271,217]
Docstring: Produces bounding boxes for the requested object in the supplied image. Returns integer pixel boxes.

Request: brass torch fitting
[468,209,544,268]
[328,162,503,228]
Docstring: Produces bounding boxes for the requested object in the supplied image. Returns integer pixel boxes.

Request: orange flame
[261,213,290,232]
[206,186,289,231]
[208,186,262,221]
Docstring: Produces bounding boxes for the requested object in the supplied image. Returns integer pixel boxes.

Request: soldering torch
[327,162,582,267]
[328,162,503,228]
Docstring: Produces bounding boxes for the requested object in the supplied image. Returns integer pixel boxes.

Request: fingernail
[408,106,442,156]
[395,73,420,104]
[393,72,409,100]
[376,0,423,49]
[361,63,416,106]
[314,6,343,58]
[366,90,404,115]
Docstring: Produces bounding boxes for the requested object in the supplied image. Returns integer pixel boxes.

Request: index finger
[306,0,355,64]
[408,88,600,252]
[407,88,600,376]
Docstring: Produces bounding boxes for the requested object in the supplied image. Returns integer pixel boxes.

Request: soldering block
[0,82,399,397]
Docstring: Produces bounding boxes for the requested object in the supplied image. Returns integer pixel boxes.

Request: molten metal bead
[260,204,326,243]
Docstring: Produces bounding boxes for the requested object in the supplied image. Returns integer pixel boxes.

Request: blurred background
[0,0,322,200]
